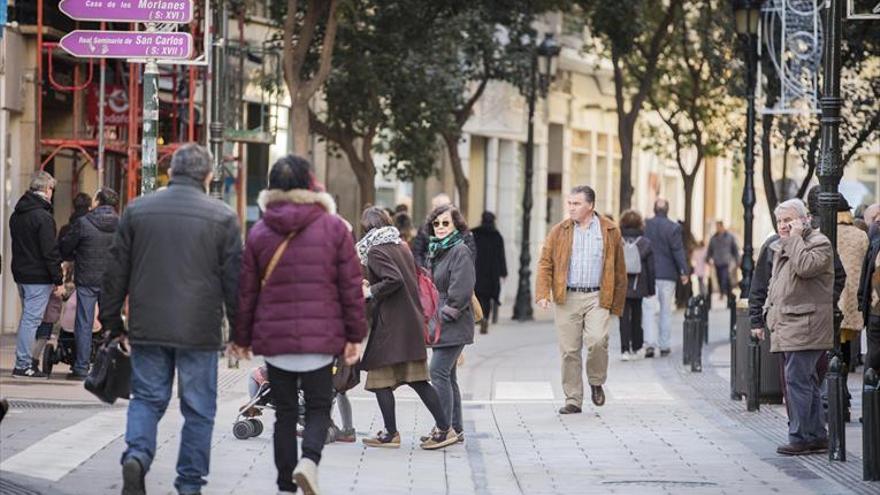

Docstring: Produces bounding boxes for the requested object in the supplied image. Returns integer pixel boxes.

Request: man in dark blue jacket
[643,199,689,357]
[9,171,62,378]
[59,187,119,380]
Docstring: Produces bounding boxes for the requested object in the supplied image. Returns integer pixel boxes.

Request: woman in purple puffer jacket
[232,154,366,495]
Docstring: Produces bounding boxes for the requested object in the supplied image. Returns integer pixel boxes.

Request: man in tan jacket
[536,186,627,414]
[757,198,833,456]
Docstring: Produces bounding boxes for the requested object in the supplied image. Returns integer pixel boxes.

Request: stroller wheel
[42,343,55,377]
[248,419,263,437]
[233,420,254,440]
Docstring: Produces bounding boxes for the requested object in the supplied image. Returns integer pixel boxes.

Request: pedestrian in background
[412,193,476,268]
[835,198,868,410]
[9,171,62,379]
[536,186,627,414]
[59,187,119,380]
[642,199,689,358]
[393,211,416,245]
[756,199,833,456]
[58,192,92,243]
[691,240,708,298]
[706,220,740,301]
[101,144,242,495]
[426,204,476,441]
[356,207,457,450]
[619,209,655,361]
[233,154,365,495]
[472,211,507,334]
[859,203,880,372]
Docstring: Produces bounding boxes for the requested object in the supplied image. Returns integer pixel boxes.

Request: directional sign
[59,30,193,59]
[59,0,193,23]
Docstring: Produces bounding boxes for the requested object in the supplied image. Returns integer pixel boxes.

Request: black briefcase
[84,339,131,404]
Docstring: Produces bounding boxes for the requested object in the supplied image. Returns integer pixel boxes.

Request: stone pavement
[1,307,877,495]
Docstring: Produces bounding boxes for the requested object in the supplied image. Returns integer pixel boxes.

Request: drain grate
[7,399,118,410]
[0,478,44,495]
[601,480,718,487]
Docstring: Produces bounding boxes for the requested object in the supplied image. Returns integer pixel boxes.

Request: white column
[497,140,520,304]
[561,127,572,200]
[456,134,471,206]
[485,137,500,213]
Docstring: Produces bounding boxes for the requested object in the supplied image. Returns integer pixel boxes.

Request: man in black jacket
[100,144,241,495]
[857,203,880,371]
[9,171,62,378]
[59,187,120,380]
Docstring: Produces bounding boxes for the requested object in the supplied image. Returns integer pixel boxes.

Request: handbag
[332,357,360,393]
[471,293,484,323]
[84,338,131,404]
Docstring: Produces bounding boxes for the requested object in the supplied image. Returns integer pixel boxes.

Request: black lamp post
[817,0,846,463]
[513,33,560,322]
[732,0,762,300]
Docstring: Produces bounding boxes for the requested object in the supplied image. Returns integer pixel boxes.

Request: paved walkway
[1,308,876,494]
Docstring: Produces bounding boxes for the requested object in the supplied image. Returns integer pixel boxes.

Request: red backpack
[414,265,442,345]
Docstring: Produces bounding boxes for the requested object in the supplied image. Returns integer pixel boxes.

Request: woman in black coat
[472,211,507,334]
[356,207,457,451]
[619,210,655,360]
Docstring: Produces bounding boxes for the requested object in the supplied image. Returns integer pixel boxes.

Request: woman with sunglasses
[423,204,476,444]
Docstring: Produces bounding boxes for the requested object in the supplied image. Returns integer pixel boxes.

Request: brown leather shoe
[558,404,582,414]
[776,442,815,455]
[591,385,605,406]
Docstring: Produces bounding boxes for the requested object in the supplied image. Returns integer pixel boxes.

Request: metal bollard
[747,334,761,411]
[864,368,880,481]
[691,321,703,373]
[730,296,740,400]
[700,295,709,344]
[827,354,846,461]
[683,298,697,367]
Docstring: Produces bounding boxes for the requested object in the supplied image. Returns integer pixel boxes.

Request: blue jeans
[643,280,676,351]
[714,264,731,296]
[73,285,101,374]
[429,345,465,432]
[15,284,53,370]
[123,344,218,494]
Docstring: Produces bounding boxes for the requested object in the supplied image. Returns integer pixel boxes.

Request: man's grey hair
[431,193,452,209]
[170,144,213,182]
[571,185,596,204]
[774,198,809,219]
[654,198,669,215]
[29,171,56,193]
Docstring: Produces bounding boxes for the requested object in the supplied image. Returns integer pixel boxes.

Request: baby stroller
[41,292,104,378]
[233,380,306,440]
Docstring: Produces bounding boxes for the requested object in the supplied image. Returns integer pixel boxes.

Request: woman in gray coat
[425,205,476,443]
[356,207,457,450]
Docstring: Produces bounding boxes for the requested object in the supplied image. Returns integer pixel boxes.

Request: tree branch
[303,0,340,97]
[288,0,321,90]
[628,0,682,118]
[455,72,490,128]
[842,111,880,167]
[282,0,300,89]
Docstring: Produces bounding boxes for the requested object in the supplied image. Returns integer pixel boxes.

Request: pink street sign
[59,30,193,59]
[59,0,193,23]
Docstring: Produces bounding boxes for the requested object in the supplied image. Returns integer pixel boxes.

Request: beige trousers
[554,291,610,407]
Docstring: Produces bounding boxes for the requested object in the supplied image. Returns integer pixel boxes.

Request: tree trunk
[682,172,696,236]
[290,96,311,155]
[443,132,469,218]
[760,110,778,229]
[617,117,636,213]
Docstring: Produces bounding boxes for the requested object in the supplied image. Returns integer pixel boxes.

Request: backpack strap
[261,232,296,287]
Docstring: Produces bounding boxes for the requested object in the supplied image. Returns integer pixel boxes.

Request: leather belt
[567,286,600,293]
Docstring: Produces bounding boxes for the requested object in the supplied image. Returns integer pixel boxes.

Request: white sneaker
[634,348,646,360]
[620,352,631,362]
[293,458,320,495]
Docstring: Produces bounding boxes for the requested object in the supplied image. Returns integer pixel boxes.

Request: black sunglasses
[432,220,451,228]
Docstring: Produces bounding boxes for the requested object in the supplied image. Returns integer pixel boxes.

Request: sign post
[58,0,193,195]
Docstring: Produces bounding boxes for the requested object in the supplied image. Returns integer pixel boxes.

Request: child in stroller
[39,281,104,378]
[233,365,355,442]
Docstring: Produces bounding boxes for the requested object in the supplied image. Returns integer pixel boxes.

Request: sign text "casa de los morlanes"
[58,0,193,23]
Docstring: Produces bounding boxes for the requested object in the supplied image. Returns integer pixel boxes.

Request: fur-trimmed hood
[258,188,338,235]
[257,188,336,214]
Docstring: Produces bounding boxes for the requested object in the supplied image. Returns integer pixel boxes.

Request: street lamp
[731,0,762,300]
[512,33,560,322]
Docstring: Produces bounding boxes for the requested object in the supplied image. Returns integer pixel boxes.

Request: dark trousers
[783,350,827,445]
[619,298,643,353]
[715,264,731,296]
[867,315,880,371]
[267,363,333,493]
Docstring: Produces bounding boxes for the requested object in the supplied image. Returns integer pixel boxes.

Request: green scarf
[428,230,464,261]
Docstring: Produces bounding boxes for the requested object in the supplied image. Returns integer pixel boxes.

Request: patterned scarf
[428,230,464,261]
[356,226,401,265]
